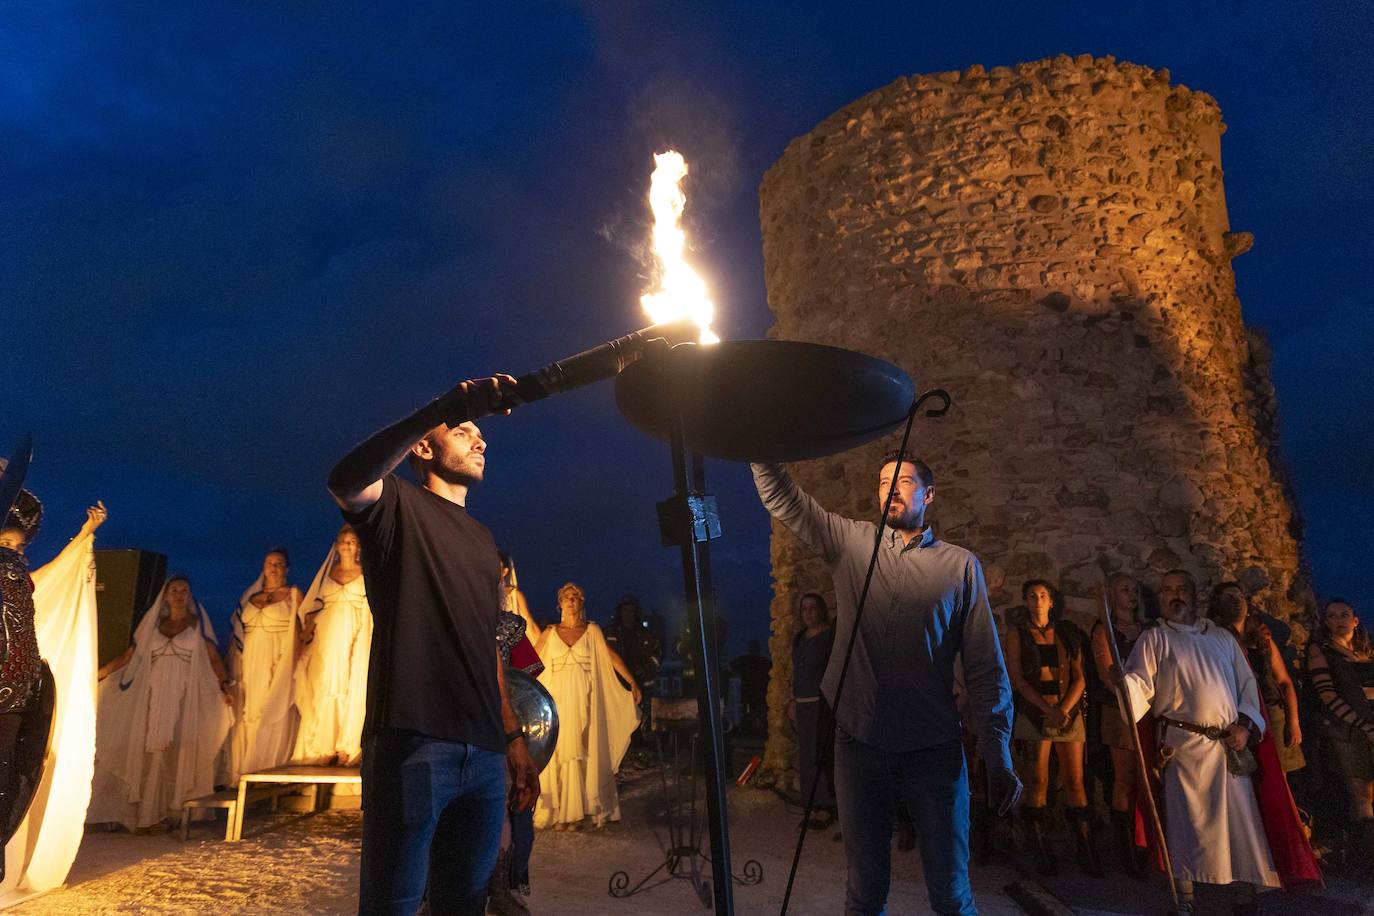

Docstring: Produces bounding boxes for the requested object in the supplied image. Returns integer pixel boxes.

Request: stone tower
[756,55,1306,776]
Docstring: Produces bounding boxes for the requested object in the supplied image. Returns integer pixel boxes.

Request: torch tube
[508,318,698,407]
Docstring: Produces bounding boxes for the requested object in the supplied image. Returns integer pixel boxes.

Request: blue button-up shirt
[753,463,1014,769]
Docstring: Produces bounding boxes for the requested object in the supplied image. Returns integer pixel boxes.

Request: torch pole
[667,407,734,914]
[1097,586,1178,911]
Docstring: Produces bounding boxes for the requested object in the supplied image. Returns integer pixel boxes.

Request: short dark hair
[1206,581,1243,620]
[879,450,933,488]
[266,546,290,566]
[1161,568,1197,598]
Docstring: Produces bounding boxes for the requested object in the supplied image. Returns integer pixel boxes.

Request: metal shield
[505,668,559,774]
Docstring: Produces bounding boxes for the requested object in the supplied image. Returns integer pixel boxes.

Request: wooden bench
[228,765,362,841]
[179,784,298,841]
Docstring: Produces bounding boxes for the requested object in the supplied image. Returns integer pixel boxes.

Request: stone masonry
[756,55,1307,777]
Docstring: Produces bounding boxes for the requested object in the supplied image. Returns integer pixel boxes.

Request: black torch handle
[506,318,698,408]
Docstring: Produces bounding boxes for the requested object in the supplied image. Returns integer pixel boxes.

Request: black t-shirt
[345,474,504,751]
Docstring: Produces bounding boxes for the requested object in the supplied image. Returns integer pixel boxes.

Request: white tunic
[534,623,639,828]
[227,593,296,782]
[293,573,371,765]
[1122,618,1280,887]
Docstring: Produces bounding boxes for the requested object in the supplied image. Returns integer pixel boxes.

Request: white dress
[534,623,638,828]
[227,588,297,782]
[1122,618,1281,888]
[293,572,371,765]
[87,593,231,834]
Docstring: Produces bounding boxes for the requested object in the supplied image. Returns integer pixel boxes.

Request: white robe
[0,532,98,906]
[225,580,297,783]
[1122,618,1280,888]
[87,591,232,831]
[534,623,639,828]
[292,550,371,766]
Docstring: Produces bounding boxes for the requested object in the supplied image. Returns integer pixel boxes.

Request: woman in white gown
[534,583,640,829]
[292,525,371,766]
[225,548,301,783]
[88,576,233,831]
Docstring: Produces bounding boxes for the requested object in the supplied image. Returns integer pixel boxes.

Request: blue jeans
[834,727,974,916]
[359,729,507,915]
[509,807,534,887]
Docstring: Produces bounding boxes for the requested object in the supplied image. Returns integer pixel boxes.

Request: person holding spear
[1091,572,1154,878]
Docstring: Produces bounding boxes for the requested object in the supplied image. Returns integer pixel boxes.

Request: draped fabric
[1251,702,1323,890]
[534,623,638,828]
[1122,620,1279,888]
[87,580,232,832]
[0,532,98,906]
[292,549,371,766]
[225,577,296,783]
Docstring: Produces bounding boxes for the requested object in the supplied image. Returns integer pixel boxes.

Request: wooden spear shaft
[1098,588,1179,911]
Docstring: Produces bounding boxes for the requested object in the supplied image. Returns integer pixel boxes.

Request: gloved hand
[988,765,1023,816]
[430,374,521,427]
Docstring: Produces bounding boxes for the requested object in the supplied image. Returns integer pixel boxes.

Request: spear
[1097,572,1178,912]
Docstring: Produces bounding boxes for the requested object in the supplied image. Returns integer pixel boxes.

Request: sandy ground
[9,764,1025,915]
[10,765,1370,915]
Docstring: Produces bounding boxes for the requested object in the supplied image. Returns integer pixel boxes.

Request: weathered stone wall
[756,55,1307,777]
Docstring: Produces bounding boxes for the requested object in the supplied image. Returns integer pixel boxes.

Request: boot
[486,848,531,916]
[1022,806,1057,876]
[1111,808,1148,879]
[1067,806,1104,878]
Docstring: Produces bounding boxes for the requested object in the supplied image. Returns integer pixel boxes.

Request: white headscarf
[291,533,371,765]
[88,578,232,830]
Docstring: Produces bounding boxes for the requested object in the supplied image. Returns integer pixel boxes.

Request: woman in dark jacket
[1305,598,1374,875]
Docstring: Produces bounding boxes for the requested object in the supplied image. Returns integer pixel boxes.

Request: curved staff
[776,388,1022,916]
[1096,575,1178,912]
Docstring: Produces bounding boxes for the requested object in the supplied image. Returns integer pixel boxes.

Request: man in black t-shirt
[329,373,537,916]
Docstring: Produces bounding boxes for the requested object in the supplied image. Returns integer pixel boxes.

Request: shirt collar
[887,525,937,550]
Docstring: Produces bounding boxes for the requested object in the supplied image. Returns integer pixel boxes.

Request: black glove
[430,374,520,427]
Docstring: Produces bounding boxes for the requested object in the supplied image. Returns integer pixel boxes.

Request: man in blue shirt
[753,451,1019,916]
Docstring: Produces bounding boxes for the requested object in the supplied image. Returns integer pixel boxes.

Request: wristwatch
[505,728,524,745]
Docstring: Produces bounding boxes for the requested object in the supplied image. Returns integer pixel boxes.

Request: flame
[640,150,718,344]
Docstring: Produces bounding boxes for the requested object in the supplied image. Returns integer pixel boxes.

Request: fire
[640,150,719,344]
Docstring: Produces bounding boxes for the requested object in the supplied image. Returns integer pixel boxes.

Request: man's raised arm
[327,374,517,512]
[750,463,850,562]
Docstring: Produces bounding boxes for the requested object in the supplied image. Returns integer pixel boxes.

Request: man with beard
[329,375,538,916]
[751,450,1019,916]
[1115,569,1280,915]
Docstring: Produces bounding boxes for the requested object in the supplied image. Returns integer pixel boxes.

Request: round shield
[505,668,559,774]
[615,339,915,463]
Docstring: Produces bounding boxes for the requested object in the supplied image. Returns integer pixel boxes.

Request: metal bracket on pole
[657,493,723,547]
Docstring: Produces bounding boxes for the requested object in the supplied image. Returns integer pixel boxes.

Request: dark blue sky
[5,1,1371,648]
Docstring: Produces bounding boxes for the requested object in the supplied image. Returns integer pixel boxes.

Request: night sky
[5,2,1371,650]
